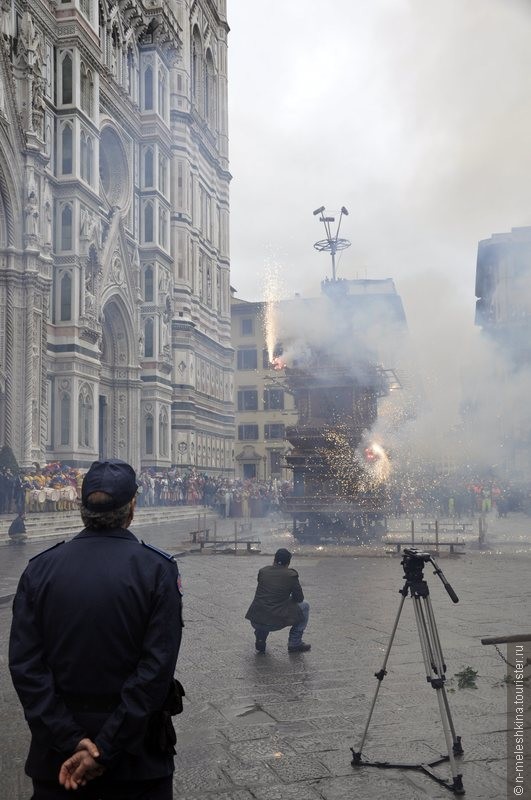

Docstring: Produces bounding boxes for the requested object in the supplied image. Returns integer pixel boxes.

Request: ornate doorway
[99,297,141,466]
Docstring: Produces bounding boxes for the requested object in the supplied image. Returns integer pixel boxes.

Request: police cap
[82,459,138,511]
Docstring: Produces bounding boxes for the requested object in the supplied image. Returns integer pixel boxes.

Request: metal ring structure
[313,237,351,253]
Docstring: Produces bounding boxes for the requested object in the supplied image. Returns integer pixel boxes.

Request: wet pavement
[1,510,530,799]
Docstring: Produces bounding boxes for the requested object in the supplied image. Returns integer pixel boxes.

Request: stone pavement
[0,511,530,799]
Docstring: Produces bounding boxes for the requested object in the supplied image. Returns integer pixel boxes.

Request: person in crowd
[224,486,232,519]
[146,472,155,507]
[13,470,25,513]
[231,489,242,518]
[245,547,310,654]
[2,467,15,513]
[9,459,183,799]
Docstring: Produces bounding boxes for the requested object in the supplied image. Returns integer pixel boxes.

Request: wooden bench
[198,538,261,553]
[420,522,473,535]
[189,528,210,543]
[383,539,466,555]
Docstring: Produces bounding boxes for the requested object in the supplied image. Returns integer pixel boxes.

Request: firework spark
[262,261,284,364]
[317,424,391,497]
[362,441,391,486]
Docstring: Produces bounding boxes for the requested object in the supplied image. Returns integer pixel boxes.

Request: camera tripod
[351,548,465,795]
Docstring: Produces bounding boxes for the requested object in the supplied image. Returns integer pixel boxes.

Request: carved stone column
[23,286,34,463]
[4,283,14,447]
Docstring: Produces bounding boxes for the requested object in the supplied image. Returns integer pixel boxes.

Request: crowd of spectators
[3,460,531,524]
[22,463,83,512]
[0,467,24,514]
[136,469,292,518]
[0,462,293,520]
[387,474,528,519]
[0,462,84,515]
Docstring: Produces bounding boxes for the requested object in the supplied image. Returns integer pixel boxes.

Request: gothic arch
[205,48,217,125]
[143,263,154,301]
[192,25,203,106]
[144,316,154,357]
[143,63,154,111]
[101,294,135,369]
[143,146,154,186]
[99,295,138,462]
[0,20,24,248]
[0,185,8,247]
[0,142,22,247]
[125,30,139,101]
[61,52,73,105]
[80,62,94,117]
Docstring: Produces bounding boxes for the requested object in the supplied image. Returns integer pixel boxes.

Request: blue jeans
[251,601,310,647]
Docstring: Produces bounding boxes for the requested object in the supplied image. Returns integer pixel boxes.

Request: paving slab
[1,512,531,798]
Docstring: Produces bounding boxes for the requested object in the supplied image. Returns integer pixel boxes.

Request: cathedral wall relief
[0,0,233,471]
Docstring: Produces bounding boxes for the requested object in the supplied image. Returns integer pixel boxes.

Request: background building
[475,226,531,478]
[231,278,408,485]
[231,294,297,481]
[0,0,234,472]
[475,226,531,360]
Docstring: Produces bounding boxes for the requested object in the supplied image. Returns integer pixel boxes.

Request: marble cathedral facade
[0,0,234,471]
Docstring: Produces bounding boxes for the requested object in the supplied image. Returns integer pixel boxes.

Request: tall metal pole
[313,205,351,281]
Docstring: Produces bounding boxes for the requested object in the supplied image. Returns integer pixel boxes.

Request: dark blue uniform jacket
[9,527,183,781]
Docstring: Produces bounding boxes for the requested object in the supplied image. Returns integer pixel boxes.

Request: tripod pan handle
[431,559,459,603]
[445,582,459,604]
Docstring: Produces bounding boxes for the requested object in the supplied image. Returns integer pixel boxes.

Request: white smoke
[266,268,531,486]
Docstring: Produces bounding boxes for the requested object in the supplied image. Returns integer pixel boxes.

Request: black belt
[63,693,121,713]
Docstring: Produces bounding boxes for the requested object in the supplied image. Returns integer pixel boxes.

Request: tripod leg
[353,591,407,759]
[424,593,447,673]
[433,677,463,785]
[424,595,462,752]
[440,685,464,755]
[411,594,435,675]
[412,595,464,790]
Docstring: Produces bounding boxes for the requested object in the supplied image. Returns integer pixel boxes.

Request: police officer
[9,459,183,799]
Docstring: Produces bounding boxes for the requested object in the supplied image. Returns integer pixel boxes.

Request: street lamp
[313,205,351,281]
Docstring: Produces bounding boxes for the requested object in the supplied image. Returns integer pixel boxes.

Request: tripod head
[402,548,459,603]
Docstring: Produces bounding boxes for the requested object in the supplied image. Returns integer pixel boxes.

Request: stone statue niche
[0,0,12,41]
[24,188,39,240]
[80,207,102,251]
[84,245,99,318]
[162,294,172,356]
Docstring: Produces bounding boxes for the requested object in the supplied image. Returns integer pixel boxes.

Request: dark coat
[9,528,183,782]
[245,564,304,628]
[8,515,26,537]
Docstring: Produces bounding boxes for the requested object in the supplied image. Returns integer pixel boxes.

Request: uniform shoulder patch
[141,541,176,562]
[29,541,66,561]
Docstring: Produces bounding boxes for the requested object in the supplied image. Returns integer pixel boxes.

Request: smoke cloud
[229,0,531,487]
[266,268,531,486]
[229,0,531,304]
